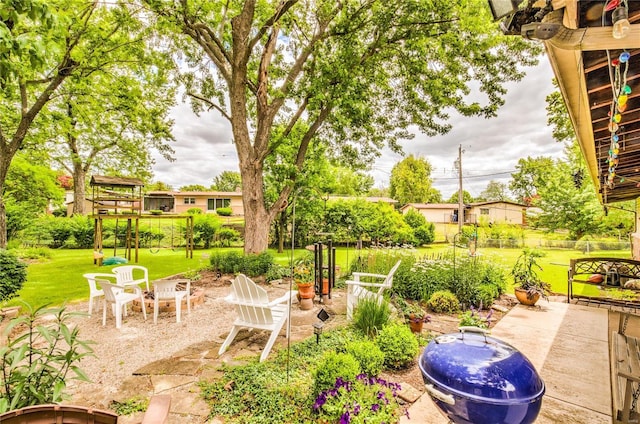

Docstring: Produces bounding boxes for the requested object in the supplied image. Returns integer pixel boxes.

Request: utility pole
[457,144,464,233]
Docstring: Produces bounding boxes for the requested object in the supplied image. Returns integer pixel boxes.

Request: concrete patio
[403,300,636,423]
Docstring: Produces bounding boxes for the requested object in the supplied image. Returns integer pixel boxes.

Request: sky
[152,59,565,199]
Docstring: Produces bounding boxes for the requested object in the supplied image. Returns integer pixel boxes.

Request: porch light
[487,0,524,20]
[612,5,630,39]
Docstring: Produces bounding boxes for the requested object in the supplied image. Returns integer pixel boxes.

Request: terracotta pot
[321,278,330,295]
[514,287,540,306]
[409,320,424,334]
[297,283,315,299]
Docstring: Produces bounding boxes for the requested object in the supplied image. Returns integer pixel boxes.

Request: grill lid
[420,327,544,403]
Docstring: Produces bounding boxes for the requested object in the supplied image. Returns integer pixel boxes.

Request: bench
[611,313,640,424]
[568,258,640,308]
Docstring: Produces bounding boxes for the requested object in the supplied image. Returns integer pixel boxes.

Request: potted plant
[293,256,315,309]
[404,302,431,333]
[511,249,552,306]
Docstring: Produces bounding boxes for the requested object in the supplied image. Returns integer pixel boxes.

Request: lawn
[4,244,632,309]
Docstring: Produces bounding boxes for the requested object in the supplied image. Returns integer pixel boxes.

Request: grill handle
[425,384,455,405]
[459,326,490,342]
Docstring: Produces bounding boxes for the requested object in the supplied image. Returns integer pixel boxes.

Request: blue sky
[152,59,565,199]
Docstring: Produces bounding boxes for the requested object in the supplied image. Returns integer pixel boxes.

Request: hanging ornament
[620,51,630,63]
[609,121,619,132]
[618,103,628,112]
[605,0,621,11]
[613,113,622,123]
[622,85,632,94]
[613,134,620,142]
[612,58,620,66]
[618,94,628,106]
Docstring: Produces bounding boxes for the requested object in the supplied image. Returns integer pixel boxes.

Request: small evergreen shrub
[216,207,233,216]
[375,322,419,370]
[345,340,385,377]
[186,208,202,214]
[209,251,243,274]
[352,297,392,338]
[313,351,360,395]
[0,250,27,302]
[427,290,460,314]
[215,227,240,247]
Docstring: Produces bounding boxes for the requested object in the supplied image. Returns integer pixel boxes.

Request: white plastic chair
[218,274,297,362]
[83,273,117,316]
[112,265,150,292]
[153,279,190,324]
[100,281,147,329]
[345,260,401,320]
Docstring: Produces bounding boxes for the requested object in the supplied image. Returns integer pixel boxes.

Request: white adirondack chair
[218,274,297,362]
[345,260,402,320]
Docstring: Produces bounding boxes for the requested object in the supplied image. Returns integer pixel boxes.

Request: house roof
[146,191,243,196]
[470,200,528,208]
[327,196,398,203]
[541,0,640,204]
[401,203,459,210]
[90,175,144,188]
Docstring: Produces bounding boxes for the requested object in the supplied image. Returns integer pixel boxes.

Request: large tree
[389,155,441,205]
[0,0,171,246]
[146,0,539,253]
[477,180,512,202]
[211,171,242,192]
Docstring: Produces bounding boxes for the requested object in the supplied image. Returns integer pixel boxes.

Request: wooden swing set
[89,176,193,264]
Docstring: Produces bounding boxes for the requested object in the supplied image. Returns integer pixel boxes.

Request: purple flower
[340,411,351,424]
[353,403,361,415]
[371,403,380,412]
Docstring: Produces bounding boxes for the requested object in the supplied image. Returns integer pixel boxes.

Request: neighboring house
[144,191,244,216]
[400,201,528,226]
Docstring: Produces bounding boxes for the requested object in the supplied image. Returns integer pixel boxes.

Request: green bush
[375,322,419,370]
[48,218,72,248]
[0,304,94,413]
[265,264,291,282]
[473,284,500,309]
[193,215,222,248]
[208,251,274,277]
[427,290,460,314]
[414,223,436,245]
[458,308,491,329]
[216,207,233,216]
[69,216,94,248]
[0,250,27,302]
[393,255,449,301]
[186,208,202,214]
[352,296,391,338]
[403,209,427,229]
[215,227,240,247]
[313,351,360,395]
[345,340,385,377]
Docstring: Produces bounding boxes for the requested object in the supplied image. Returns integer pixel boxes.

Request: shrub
[265,264,290,282]
[313,351,360,395]
[0,250,27,302]
[216,207,233,216]
[427,290,460,314]
[458,307,493,329]
[69,216,94,248]
[473,284,500,309]
[48,218,72,248]
[414,223,435,245]
[194,215,222,248]
[375,322,419,370]
[345,340,385,377]
[313,374,405,424]
[403,209,427,229]
[186,208,202,214]
[352,297,391,338]
[394,255,449,301]
[210,251,243,274]
[242,252,274,277]
[0,304,94,413]
[208,251,274,277]
[215,227,240,247]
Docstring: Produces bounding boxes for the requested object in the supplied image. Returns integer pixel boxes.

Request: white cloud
[153,60,564,197]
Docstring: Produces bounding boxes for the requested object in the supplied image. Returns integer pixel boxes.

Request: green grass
[4,244,632,309]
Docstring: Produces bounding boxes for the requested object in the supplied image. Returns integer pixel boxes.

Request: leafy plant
[313,374,406,424]
[352,297,391,338]
[0,250,27,302]
[345,340,385,377]
[0,304,94,413]
[459,307,493,329]
[375,322,419,370]
[511,249,551,301]
[313,351,360,395]
[426,290,460,314]
[216,207,233,216]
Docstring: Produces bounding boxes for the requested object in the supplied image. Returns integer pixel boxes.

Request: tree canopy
[389,155,441,205]
[145,0,540,253]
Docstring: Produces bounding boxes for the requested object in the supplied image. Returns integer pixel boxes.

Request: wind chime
[605,0,632,189]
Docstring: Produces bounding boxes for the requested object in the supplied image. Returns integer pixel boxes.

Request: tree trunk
[73,167,86,215]
[0,149,14,248]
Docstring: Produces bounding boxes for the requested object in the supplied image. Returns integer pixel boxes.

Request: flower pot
[321,278,330,295]
[297,283,315,299]
[514,288,540,306]
[299,297,314,310]
[409,320,424,334]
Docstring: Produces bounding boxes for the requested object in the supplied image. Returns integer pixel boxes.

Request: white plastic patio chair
[100,281,147,329]
[218,274,297,362]
[153,279,190,324]
[82,273,117,317]
[112,265,150,292]
[345,260,401,320]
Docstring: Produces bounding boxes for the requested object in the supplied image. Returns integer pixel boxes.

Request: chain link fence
[476,238,630,253]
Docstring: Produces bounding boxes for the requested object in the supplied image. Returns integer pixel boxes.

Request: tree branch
[186,92,232,122]
[248,0,298,52]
